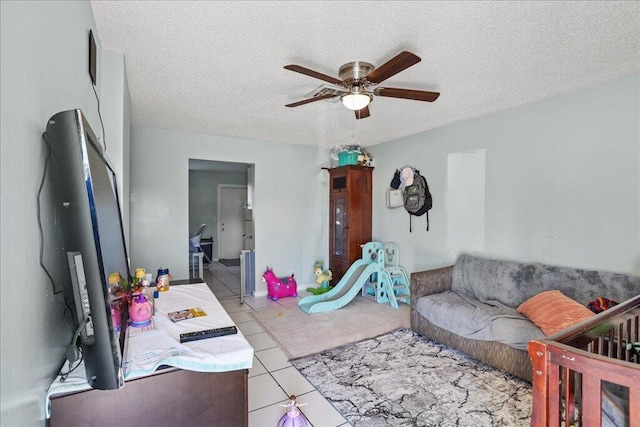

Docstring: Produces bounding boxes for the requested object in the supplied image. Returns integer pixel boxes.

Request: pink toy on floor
[262,268,297,301]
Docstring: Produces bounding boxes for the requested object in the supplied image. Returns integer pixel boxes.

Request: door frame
[217,184,248,260]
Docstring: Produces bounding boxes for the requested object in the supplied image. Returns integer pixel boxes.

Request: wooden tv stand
[50,366,247,426]
[49,282,251,426]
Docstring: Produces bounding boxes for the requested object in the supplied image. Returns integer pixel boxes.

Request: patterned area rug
[219,258,240,267]
[292,328,532,426]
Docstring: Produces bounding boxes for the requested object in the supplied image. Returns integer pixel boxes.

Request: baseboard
[253,283,315,298]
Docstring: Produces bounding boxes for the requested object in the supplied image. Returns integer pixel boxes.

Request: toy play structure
[298,242,410,314]
[362,242,411,308]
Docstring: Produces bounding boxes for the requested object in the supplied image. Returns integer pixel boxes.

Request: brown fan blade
[355,106,370,120]
[284,65,343,86]
[375,87,440,102]
[365,51,421,84]
[285,93,338,108]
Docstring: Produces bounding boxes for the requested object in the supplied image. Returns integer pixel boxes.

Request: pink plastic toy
[129,293,152,327]
[262,268,298,301]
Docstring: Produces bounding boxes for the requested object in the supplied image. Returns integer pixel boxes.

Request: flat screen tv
[45,109,129,390]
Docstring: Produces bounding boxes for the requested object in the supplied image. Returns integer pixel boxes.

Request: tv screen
[45,109,129,390]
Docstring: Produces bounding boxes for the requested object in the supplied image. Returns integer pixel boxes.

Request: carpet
[219,258,240,267]
[292,328,532,427]
[250,296,410,360]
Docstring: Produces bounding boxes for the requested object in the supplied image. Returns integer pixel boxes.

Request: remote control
[179,326,238,343]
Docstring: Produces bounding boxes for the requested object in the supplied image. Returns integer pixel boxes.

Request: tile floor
[204,261,350,427]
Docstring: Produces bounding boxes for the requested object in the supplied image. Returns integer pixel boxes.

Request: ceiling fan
[284,51,440,119]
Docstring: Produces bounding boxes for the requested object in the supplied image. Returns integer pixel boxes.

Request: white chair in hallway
[189,223,212,265]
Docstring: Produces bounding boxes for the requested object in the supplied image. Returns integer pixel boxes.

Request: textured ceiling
[91,1,640,148]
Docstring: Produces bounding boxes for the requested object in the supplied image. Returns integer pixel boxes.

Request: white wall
[130,127,330,291]
[101,49,131,251]
[370,73,640,275]
[0,1,129,424]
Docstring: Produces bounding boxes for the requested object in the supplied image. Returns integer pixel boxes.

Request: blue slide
[298,260,378,314]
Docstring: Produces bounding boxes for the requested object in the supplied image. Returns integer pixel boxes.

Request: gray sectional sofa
[410,254,640,382]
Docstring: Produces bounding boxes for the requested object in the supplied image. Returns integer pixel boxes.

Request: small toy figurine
[263,268,298,301]
[307,261,333,295]
[277,395,308,427]
[128,293,152,327]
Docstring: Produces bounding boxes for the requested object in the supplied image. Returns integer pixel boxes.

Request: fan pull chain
[351,114,356,138]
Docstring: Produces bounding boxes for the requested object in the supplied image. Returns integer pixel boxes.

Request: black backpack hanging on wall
[403,169,433,232]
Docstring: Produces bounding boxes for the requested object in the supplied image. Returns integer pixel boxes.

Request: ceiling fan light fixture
[341,92,372,111]
[284,51,439,118]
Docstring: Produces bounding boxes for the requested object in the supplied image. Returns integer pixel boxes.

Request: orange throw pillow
[517,290,595,336]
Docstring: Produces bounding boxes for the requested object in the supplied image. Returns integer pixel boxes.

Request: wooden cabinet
[50,369,248,426]
[328,165,373,284]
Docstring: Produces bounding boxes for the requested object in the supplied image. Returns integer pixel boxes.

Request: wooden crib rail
[529,295,640,427]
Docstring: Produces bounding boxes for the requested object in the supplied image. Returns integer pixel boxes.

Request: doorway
[188,159,254,262]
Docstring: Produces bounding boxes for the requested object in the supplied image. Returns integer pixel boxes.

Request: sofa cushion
[517,290,595,335]
[451,254,640,308]
[416,291,544,351]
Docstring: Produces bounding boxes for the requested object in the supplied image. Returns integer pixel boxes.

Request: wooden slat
[598,335,605,355]
[607,328,614,357]
[528,340,550,426]
[630,386,640,427]
[564,368,576,427]
[581,374,602,427]
[549,366,561,427]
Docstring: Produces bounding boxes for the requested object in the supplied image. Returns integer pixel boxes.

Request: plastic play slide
[298,260,378,314]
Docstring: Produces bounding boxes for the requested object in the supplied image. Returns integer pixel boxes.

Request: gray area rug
[292,328,532,426]
[219,258,240,267]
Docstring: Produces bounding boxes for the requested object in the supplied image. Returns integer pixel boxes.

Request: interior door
[219,186,246,259]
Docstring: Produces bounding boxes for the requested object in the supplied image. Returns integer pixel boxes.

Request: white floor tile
[271,366,315,396]
[220,297,253,313]
[240,295,259,305]
[215,271,240,279]
[237,320,265,336]
[228,310,255,324]
[248,399,292,427]
[211,285,235,298]
[245,297,282,310]
[296,391,348,427]
[245,332,277,352]
[255,347,291,371]
[216,277,240,285]
[228,284,241,294]
[248,373,288,411]
[249,355,267,378]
